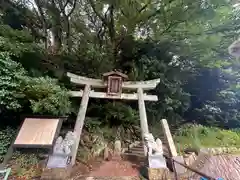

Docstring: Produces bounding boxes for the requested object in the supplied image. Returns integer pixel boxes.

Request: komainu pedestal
[144,133,170,180]
[46,131,76,168]
[148,168,171,180]
[41,167,72,180]
[41,131,75,179]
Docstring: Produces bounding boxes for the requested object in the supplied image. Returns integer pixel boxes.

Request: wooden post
[137,88,149,155]
[161,119,177,157]
[71,85,91,165]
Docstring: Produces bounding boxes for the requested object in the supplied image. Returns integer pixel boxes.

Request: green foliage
[0,25,41,57]
[12,151,39,168]
[11,151,42,179]
[21,76,71,115]
[84,117,102,133]
[185,66,240,128]
[0,127,16,162]
[0,52,26,110]
[84,102,141,142]
[0,25,33,43]
[1,0,240,140]
[104,102,139,125]
[134,41,191,125]
[174,124,240,153]
[87,101,139,127]
[0,50,71,115]
[0,23,71,116]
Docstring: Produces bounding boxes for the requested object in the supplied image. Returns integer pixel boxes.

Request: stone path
[72,159,142,180]
[89,160,140,176]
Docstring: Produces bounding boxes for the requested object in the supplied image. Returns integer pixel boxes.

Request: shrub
[21,76,71,115]
[11,151,42,179]
[174,124,240,153]
[0,52,71,115]
[0,52,26,110]
[0,127,16,162]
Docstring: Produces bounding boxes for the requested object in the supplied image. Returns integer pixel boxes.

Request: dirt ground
[70,157,142,180]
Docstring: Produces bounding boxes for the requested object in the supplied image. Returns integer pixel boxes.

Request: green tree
[1,0,240,130]
[0,52,25,110]
[0,24,71,116]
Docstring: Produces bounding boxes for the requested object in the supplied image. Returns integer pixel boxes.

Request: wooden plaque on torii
[103,70,128,96]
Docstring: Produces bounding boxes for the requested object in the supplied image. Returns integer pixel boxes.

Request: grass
[9,151,43,179]
[173,124,240,154]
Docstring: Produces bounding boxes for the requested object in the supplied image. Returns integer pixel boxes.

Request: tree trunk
[34,0,48,49]
[63,14,71,52]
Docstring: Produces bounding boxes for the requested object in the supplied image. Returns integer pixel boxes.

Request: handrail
[0,168,11,180]
[163,154,216,180]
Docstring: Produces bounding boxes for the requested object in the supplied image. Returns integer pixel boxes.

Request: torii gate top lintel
[67,72,160,91]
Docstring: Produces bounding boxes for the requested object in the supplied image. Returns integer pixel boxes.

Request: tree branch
[34,0,48,48]
[26,0,41,22]
[120,8,128,18]
[138,0,178,24]
[58,0,70,13]
[67,0,77,17]
[108,4,115,42]
[88,0,108,26]
[63,0,70,10]
[138,0,151,13]
[159,20,185,36]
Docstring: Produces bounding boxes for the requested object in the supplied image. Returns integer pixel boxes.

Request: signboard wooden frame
[0,116,65,168]
[13,117,63,149]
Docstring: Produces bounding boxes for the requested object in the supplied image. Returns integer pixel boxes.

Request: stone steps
[124,141,144,154]
[122,152,145,157]
[125,144,170,157]
[121,153,146,167]
[127,147,145,155]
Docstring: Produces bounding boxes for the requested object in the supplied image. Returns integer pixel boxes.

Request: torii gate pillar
[138,88,149,155]
[71,85,91,165]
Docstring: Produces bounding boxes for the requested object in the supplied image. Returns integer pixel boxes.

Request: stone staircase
[121,139,171,171]
[121,142,146,168]
[121,140,175,180]
[124,142,145,156]
[123,139,170,157]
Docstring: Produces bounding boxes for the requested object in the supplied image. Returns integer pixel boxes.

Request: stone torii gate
[67,71,160,165]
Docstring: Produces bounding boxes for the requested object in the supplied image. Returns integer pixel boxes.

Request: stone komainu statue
[53,131,76,156]
[144,133,163,155]
[62,131,76,155]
